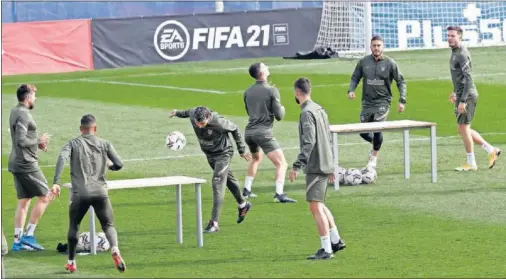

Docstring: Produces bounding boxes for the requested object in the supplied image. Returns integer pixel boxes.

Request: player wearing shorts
[446,26,501,171]
[8,84,54,252]
[289,78,346,260]
[170,106,252,233]
[52,114,126,273]
[242,62,296,203]
[347,35,407,168]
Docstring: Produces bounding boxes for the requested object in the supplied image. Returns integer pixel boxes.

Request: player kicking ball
[446,26,501,171]
[170,106,252,233]
[52,114,126,273]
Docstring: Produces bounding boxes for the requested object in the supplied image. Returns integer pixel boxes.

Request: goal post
[313,1,506,57]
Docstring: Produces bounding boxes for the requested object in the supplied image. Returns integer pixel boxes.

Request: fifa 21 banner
[91,8,321,69]
[376,1,506,50]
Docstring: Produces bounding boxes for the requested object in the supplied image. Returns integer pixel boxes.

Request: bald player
[8,84,53,252]
[170,106,252,233]
[348,35,407,169]
[242,62,296,203]
[446,26,501,171]
[52,114,126,273]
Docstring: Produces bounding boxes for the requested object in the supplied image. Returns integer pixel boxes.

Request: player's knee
[251,152,262,162]
[360,132,373,142]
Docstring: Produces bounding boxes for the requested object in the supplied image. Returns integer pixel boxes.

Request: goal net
[313,1,506,58]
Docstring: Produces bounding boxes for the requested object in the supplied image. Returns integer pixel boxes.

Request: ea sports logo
[153,20,190,61]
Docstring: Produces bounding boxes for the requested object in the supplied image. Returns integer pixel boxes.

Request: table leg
[176,184,183,244]
[430,126,438,183]
[195,183,203,248]
[403,129,410,179]
[332,133,340,191]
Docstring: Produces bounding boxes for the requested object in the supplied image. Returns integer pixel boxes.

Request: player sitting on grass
[170,106,252,233]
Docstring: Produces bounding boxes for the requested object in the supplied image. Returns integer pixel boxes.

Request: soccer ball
[344,168,362,185]
[337,167,346,184]
[360,167,377,184]
[77,232,110,252]
[166,131,186,151]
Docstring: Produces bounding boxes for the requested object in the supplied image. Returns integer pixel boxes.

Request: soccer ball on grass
[166,131,186,151]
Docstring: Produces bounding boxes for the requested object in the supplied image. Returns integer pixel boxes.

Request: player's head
[370,35,384,58]
[447,26,463,47]
[248,62,270,81]
[16,84,37,109]
[80,114,97,134]
[293,77,311,105]
[193,106,212,128]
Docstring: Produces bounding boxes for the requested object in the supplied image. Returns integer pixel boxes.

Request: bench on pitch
[63,176,206,255]
[329,120,437,190]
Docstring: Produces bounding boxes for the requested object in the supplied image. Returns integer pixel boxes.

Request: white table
[329,120,437,190]
[63,176,206,255]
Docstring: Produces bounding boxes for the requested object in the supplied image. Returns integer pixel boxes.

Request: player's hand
[240,153,252,162]
[38,142,47,152]
[457,102,467,114]
[169,110,177,118]
[449,92,457,104]
[348,92,356,100]
[397,103,405,113]
[51,184,61,197]
[328,173,336,183]
[289,168,298,182]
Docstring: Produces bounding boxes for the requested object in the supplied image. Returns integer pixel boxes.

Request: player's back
[67,134,116,197]
[244,81,285,135]
[8,104,39,173]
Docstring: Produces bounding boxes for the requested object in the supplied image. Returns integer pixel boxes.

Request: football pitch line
[81,79,227,94]
[3,132,504,171]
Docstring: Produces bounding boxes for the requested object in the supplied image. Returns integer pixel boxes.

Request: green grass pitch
[1,46,505,278]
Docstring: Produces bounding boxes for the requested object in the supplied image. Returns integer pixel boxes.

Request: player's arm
[347,60,363,93]
[216,116,246,155]
[271,88,286,121]
[391,60,407,104]
[170,108,192,118]
[13,114,38,148]
[106,141,123,171]
[292,112,316,171]
[243,92,249,116]
[52,141,71,185]
[458,53,472,103]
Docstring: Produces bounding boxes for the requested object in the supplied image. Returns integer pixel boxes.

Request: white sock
[466,152,477,166]
[244,176,254,191]
[68,260,75,265]
[25,223,37,236]
[275,180,284,195]
[481,142,495,154]
[320,235,332,254]
[111,246,120,254]
[329,226,341,244]
[14,228,23,243]
[239,201,247,208]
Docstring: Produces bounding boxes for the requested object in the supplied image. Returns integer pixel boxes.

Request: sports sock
[111,246,120,254]
[14,228,22,243]
[320,235,332,254]
[68,260,75,265]
[275,180,284,195]
[481,142,495,154]
[239,201,247,208]
[244,176,254,191]
[466,152,477,166]
[25,223,37,236]
[329,226,341,244]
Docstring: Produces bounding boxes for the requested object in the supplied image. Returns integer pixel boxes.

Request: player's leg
[455,100,478,171]
[19,170,52,250]
[321,205,346,253]
[261,138,296,203]
[305,174,333,260]
[368,107,389,168]
[92,196,125,273]
[2,230,7,279]
[243,135,261,198]
[224,169,252,224]
[359,111,374,144]
[66,196,91,273]
[204,157,228,232]
[12,174,36,252]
